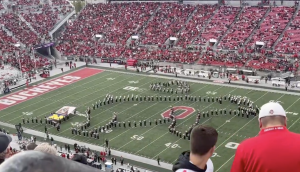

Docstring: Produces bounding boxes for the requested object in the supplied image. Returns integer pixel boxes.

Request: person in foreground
[230,102,300,172]
[0,132,12,165]
[173,125,218,172]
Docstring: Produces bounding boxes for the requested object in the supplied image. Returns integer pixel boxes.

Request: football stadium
[0,0,300,172]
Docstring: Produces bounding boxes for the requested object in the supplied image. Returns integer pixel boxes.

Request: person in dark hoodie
[172,125,218,172]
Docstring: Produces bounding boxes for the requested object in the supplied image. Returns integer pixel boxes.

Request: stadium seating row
[0,2,298,72]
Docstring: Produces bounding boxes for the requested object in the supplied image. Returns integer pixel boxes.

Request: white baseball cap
[258,102,286,119]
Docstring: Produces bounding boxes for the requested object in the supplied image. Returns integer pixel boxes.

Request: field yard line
[57,79,163,135]
[112,84,215,150]
[81,83,202,143]
[0,68,111,115]
[214,92,275,150]
[6,74,139,123]
[215,94,297,172]
[285,97,300,130]
[1,72,113,118]
[131,87,240,155]
[149,88,249,159]
[33,77,156,131]
[97,68,300,96]
[167,90,270,163]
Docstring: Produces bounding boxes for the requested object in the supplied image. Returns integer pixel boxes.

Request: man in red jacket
[231,102,300,172]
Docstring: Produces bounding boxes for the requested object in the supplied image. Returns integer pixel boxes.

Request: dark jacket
[173,151,207,172]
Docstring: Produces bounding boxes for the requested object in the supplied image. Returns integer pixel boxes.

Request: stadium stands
[198,50,245,67]
[0,27,19,54]
[275,9,300,54]
[21,4,59,36]
[246,7,295,49]
[0,1,298,73]
[193,6,240,45]
[141,3,195,45]
[220,7,268,50]
[0,13,39,46]
[100,2,160,44]
[176,4,218,48]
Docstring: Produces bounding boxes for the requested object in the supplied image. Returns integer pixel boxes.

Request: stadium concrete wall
[86,0,106,4]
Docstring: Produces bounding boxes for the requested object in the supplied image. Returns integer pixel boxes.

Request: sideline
[90,66,300,96]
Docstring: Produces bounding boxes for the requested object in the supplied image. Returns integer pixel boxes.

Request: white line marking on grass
[6,74,139,123]
[100,68,300,96]
[133,87,239,156]
[215,94,290,172]
[1,69,112,117]
[73,82,199,135]
[170,91,271,164]
[3,72,116,119]
[109,84,220,149]
[214,92,276,150]
[40,77,161,132]
[85,83,207,144]
[285,98,300,130]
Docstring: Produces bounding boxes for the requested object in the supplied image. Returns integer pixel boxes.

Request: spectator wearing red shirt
[231,102,300,172]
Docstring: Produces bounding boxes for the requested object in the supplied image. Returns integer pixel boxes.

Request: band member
[113,112,117,122]
[56,123,60,131]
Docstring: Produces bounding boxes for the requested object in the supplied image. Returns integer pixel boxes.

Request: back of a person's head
[0,132,12,164]
[258,102,287,128]
[190,125,218,157]
[34,143,57,155]
[26,143,37,150]
[72,153,87,165]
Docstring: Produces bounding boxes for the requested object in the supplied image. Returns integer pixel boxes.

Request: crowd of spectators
[193,6,240,45]
[275,9,300,54]
[0,1,298,74]
[176,4,218,48]
[198,50,245,67]
[141,3,195,45]
[246,55,298,72]
[123,47,200,63]
[220,7,267,50]
[10,0,40,6]
[0,28,19,54]
[0,13,40,46]
[246,7,295,50]
[100,3,159,45]
[21,4,59,36]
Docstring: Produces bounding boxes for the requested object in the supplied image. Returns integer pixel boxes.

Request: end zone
[0,68,103,111]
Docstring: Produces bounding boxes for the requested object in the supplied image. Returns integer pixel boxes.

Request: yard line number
[206,91,217,95]
[212,142,240,158]
[165,143,181,149]
[131,135,144,141]
[212,153,221,158]
[123,86,147,92]
[123,86,140,91]
[225,142,240,149]
[22,112,33,116]
[128,81,139,84]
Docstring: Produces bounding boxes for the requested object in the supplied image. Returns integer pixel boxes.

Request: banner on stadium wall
[67,57,74,60]
[101,58,124,64]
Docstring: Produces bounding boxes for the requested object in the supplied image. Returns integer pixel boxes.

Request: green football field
[0,68,300,172]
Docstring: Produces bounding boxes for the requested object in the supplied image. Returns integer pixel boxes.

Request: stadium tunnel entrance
[34,42,61,59]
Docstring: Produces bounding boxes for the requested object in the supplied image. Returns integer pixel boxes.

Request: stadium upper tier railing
[0,151,105,172]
